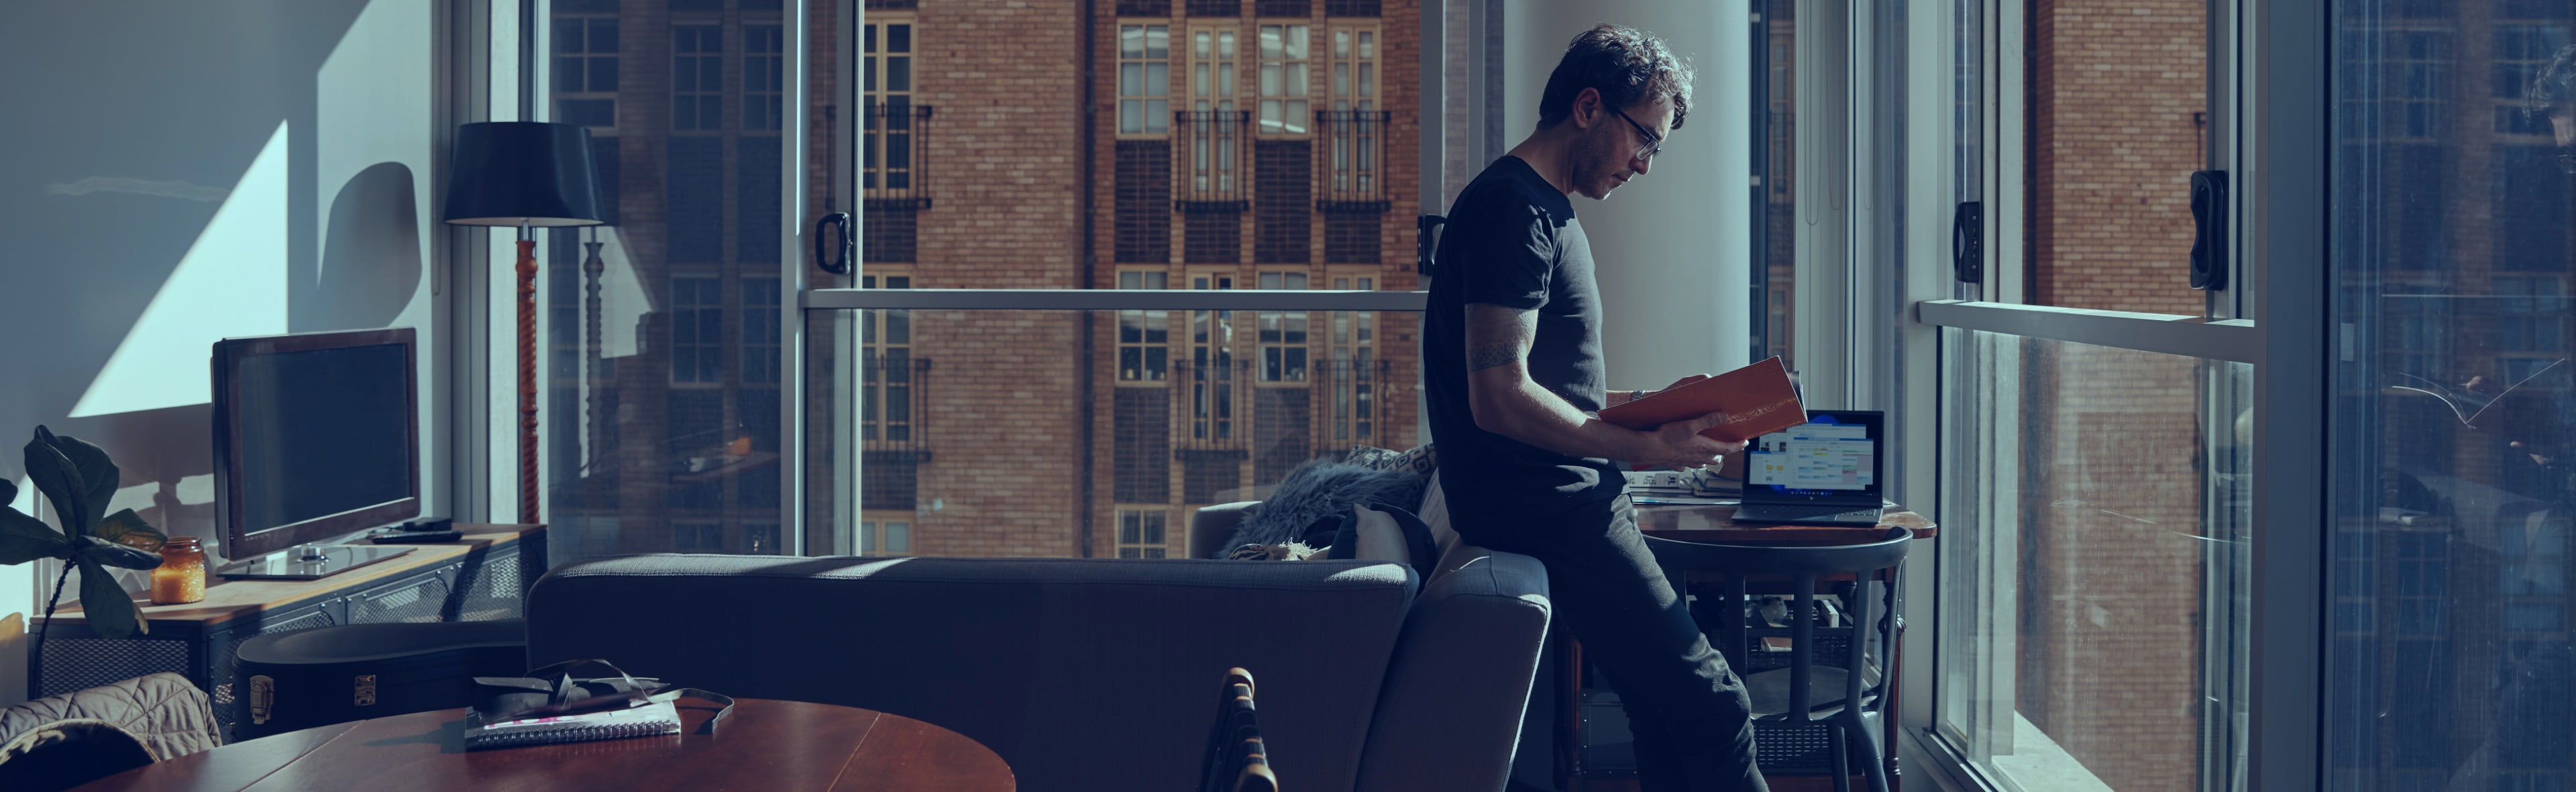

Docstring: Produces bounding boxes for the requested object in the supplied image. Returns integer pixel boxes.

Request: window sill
[1903,713,2118,792]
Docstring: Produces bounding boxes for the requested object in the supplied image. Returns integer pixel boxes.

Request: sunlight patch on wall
[68,121,292,418]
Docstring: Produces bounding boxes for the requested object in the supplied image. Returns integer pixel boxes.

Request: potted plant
[0,427,170,662]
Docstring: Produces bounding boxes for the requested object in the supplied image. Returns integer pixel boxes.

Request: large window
[1920,1,2252,789]
[2331,3,2576,789]
[540,0,812,560]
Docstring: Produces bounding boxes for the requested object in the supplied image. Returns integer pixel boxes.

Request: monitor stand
[215,544,415,581]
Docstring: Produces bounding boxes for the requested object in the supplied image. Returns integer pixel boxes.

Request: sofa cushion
[528,554,1418,792]
[1358,531,1552,791]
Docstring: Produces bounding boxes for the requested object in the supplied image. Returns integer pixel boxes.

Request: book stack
[1623,468,1741,505]
[464,699,684,750]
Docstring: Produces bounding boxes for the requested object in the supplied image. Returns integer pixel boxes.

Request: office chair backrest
[1201,667,1277,792]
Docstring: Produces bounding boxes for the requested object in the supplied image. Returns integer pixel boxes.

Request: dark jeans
[1465,495,1768,792]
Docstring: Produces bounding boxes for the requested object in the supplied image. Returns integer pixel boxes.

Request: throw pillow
[1341,443,1438,509]
[1221,460,1423,555]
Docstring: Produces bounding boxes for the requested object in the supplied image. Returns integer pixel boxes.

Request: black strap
[649,688,739,734]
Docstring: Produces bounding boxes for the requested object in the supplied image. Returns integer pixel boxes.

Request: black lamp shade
[442,121,606,228]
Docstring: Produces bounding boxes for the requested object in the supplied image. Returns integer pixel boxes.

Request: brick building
[543,0,1423,562]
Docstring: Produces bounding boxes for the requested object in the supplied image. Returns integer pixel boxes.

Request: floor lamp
[443,121,606,526]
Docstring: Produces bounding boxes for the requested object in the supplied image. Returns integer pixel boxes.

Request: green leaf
[23,428,90,536]
[46,432,119,530]
[76,535,164,571]
[1,477,15,506]
[92,509,165,553]
[75,558,146,639]
[0,507,71,564]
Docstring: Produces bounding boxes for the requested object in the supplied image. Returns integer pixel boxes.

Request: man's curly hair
[2528,44,2576,117]
[1537,23,1694,132]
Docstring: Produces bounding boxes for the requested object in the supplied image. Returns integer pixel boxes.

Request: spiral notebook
[464,699,683,750]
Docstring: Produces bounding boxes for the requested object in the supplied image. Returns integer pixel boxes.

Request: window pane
[1941,331,2252,791]
[2019,0,2216,313]
[542,3,816,560]
[2332,3,2576,789]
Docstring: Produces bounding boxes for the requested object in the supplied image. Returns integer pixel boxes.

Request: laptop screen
[1745,412,1880,499]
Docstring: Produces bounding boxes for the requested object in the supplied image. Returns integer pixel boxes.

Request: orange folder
[1597,356,1808,443]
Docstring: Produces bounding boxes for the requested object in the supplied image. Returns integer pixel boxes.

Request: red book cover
[1598,356,1807,443]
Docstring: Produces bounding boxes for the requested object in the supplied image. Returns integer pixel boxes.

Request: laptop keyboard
[1741,503,1870,520]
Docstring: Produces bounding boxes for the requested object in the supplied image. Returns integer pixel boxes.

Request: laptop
[1730,410,1887,526]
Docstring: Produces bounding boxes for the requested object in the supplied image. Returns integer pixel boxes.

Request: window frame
[1896,0,2332,790]
[1118,21,1175,138]
[1256,21,1314,136]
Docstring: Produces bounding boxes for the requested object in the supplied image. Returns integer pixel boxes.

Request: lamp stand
[515,224,539,526]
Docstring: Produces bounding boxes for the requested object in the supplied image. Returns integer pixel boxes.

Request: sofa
[525,483,1550,791]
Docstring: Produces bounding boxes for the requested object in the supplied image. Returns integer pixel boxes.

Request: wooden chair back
[1199,667,1277,792]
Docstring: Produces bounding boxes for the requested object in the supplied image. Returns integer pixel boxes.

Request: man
[1421,23,1768,792]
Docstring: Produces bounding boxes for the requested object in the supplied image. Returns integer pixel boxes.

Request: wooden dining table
[77,698,1014,792]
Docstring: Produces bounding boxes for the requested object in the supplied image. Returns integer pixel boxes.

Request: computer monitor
[212,328,420,575]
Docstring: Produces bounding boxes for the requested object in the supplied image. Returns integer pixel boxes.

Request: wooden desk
[32,526,544,740]
[77,698,1015,792]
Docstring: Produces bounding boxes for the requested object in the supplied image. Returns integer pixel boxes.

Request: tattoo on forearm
[1467,342,1523,372]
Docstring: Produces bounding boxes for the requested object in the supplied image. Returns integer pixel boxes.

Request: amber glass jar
[150,537,206,605]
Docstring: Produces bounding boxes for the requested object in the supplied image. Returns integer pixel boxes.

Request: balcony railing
[1316,110,1391,212]
[864,102,934,211]
[1175,110,1250,213]
[861,354,932,462]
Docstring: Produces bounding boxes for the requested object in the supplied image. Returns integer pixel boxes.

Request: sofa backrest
[1354,474,1553,792]
[527,554,1415,791]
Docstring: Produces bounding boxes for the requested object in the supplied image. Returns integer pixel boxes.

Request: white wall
[1504,3,1754,389]
[0,0,443,705]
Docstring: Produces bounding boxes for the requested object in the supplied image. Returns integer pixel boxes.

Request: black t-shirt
[1423,156,1619,529]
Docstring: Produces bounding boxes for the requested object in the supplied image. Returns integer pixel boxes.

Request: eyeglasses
[1607,105,1665,163]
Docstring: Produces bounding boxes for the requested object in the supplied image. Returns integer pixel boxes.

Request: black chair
[1643,528,1911,792]
[1199,667,1277,792]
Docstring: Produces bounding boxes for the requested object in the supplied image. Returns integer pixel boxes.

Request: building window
[863,19,923,199]
[744,24,786,132]
[857,521,912,555]
[1118,270,1172,382]
[553,16,619,129]
[1257,24,1311,135]
[860,274,914,442]
[674,25,723,131]
[741,277,780,384]
[1191,274,1238,441]
[675,522,724,552]
[1257,271,1309,382]
[2491,25,2569,135]
[672,276,722,384]
[1183,28,1246,207]
[1321,25,1384,207]
[1117,510,1169,558]
[1330,275,1375,442]
[1119,23,1171,135]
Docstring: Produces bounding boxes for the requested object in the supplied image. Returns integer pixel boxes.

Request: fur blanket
[1219,460,1421,556]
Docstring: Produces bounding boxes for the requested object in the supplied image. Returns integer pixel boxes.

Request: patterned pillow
[1342,444,1436,509]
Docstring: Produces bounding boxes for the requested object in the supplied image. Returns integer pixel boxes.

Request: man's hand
[1630,412,1746,470]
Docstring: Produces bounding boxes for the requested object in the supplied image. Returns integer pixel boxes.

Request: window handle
[2190,170,2230,291]
[816,211,853,275]
[1951,201,1983,284]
